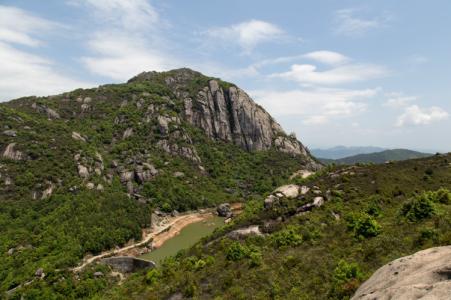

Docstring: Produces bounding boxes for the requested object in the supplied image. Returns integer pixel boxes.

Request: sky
[1,0,450,152]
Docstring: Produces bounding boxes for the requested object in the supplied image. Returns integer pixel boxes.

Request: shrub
[226,242,248,261]
[270,226,302,248]
[435,188,451,204]
[249,250,262,267]
[347,213,381,239]
[330,260,363,299]
[418,228,439,245]
[401,193,436,222]
[145,269,161,285]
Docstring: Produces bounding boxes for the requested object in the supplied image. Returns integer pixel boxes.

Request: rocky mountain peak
[129,68,321,169]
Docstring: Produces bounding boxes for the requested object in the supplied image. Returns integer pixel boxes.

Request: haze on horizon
[1,0,450,152]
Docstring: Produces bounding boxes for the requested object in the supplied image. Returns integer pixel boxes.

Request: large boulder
[274,184,300,198]
[2,143,23,160]
[352,246,451,300]
[217,203,232,218]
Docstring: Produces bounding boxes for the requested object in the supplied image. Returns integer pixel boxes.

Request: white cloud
[81,31,176,80]
[71,0,159,30]
[334,8,390,37]
[396,105,449,127]
[383,92,417,108]
[0,42,92,101]
[204,20,285,53]
[0,5,92,101]
[75,0,178,80]
[271,63,388,85]
[303,51,349,65]
[251,87,378,125]
[0,5,59,47]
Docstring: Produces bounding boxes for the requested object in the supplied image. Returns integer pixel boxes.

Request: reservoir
[140,215,224,264]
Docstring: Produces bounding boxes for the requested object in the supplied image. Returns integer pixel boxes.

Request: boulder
[134,166,154,183]
[217,203,232,218]
[41,184,54,199]
[2,143,23,160]
[274,184,300,198]
[122,128,133,139]
[264,194,279,209]
[71,131,86,142]
[173,171,184,178]
[3,130,17,137]
[93,271,104,278]
[289,169,314,180]
[227,225,262,240]
[120,170,134,183]
[78,165,89,178]
[300,186,310,195]
[35,268,45,278]
[157,115,170,135]
[312,197,324,207]
[352,246,451,300]
[7,248,14,255]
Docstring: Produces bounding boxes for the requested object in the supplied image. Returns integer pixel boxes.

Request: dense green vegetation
[0,70,310,298]
[102,154,451,299]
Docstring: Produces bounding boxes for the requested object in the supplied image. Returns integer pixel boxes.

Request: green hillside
[0,69,319,298]
[103,154,451,299]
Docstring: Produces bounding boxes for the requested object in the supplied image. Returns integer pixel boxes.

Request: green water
[140,216,224,265]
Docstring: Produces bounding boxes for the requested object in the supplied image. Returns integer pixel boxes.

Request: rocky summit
[130,68,317,161]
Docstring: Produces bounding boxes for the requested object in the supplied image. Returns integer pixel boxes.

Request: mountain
[311,146,386,159]
[105,153,451,299]
[321,149,432,165]
[0,68,320,297]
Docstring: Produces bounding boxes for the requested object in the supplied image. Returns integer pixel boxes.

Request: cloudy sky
[1,0,450,151]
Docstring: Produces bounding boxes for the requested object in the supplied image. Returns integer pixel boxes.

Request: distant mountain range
[311,146,386,160]
[318,149,432,165]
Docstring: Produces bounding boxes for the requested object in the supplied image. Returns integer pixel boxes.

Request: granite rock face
[129,68,321,169]
[352,246,451,300]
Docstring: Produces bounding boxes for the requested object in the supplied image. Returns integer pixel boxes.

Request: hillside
[102,154,451,299]
[311,146,386,160]
[0,68,320,298]
[321,149,432,165]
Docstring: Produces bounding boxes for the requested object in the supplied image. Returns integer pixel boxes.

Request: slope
[0,68,320,297]
[103,153,451,300]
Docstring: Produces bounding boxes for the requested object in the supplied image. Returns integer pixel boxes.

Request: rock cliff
[129,68,319,169]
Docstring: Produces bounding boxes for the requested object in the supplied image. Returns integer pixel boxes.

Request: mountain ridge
[319,148,432,165]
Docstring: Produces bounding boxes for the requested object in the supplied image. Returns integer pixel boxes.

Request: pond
[139,215,224,265]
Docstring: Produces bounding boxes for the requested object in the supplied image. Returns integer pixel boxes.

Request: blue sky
[1,0,450,151]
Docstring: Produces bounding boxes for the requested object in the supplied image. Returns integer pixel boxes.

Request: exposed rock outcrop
[3,130,17,137]
[129,68,321,169]
[217,203,232,218]
[31,103,60,119]
[72,131,86,142]
[352,246,451,300]
[227,225,263,240]
[2,143,23,160]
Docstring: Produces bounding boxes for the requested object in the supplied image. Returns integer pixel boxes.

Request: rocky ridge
[129,68,320,168]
